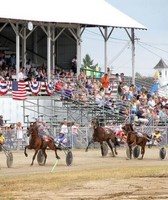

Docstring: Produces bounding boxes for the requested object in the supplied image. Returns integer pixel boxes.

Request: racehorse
[122,123,150,160]
[85,119,119,157]
[24,122,60,166]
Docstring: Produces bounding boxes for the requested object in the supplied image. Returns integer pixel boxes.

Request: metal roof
[154,59,168,69]
[0,0,147,30]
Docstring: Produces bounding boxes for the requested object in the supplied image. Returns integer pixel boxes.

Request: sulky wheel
[37,150,45,165]
[66,151,73,166]
[159,147,166,160]
[126,146,131,159]
[101,142,108,157]
[133,145,140,159]
[6,151,13,168]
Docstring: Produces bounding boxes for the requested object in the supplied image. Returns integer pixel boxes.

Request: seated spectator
[63,82,73,100]
[95,90,104,107]
[78,87,88,103]
[55,79,64,93]
[17,67,27,81]
[148,97,155,108]
[136,106,148,123]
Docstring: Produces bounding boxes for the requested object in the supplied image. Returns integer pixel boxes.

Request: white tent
[0,0,147,83]
[0,0,146,29]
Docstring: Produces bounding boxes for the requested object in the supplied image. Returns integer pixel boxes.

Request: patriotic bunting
[28,81,41,95]
[0,80,10,95]
[45,81,55,95]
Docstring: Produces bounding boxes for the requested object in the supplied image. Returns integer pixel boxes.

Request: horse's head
[122,123,134,132]
[27,123,38,137]
[90,118,99,128]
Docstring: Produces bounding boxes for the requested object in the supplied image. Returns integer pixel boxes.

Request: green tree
[135,72,142,78]
[82,54,94,67]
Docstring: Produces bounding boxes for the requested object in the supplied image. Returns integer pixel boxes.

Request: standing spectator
[39,121,50,135]
[16,122,23,150]
[101,73,110,94]
[0,115,3,127]
[5,124,15,149]
[60,120,69,145]
[71,56,77,74]
[118,82,123,99]
[71,122,79,149]
[61,120,68,135]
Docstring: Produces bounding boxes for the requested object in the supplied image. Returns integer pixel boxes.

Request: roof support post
[76,25,81,76]
[99,27,114,73]
[104,27,108,73]
[22,26,27,68]
[131,28,135,85]
[16,24,20,79]
[47,23,51,81]
[52,27,55,73]
[125,28,136,85]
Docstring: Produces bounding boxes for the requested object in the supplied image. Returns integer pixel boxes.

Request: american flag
[12,81,27,100]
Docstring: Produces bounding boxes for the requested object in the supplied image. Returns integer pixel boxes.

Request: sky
[81,0,168,77]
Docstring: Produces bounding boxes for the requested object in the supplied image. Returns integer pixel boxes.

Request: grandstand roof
[154,59,168,69]
[0,0,147,30]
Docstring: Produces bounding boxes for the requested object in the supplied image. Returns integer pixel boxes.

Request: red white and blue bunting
[28,81,41,95]
[0,80,10,95]
[45,81,55,96]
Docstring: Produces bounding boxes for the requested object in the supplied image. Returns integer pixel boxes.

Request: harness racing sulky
[24,122,73,166]
[85,118,119,157]
[122,123,166,160]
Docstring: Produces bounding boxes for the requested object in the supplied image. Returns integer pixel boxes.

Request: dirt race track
[1,147,168,200]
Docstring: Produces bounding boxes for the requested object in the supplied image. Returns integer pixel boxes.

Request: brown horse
[24,122,60,166]
[122,123,150,160]
[85,119,119,157]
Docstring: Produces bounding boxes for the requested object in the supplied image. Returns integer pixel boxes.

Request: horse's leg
[85,139,94,152]
[41,148,47,165]
[31,149,39,166]
[127,145,132,160]
[100,142,105,156]
[24,145,30,157]
[54,147,60,159]
[114,137,119,155]
[139,145,145,160]
[106,139,115,157]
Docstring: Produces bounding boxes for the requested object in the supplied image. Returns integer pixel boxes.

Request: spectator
[118,82,123,98]
[16,122,23,150]
[0,115,3,127]
[136,106,148,123]
[17,67,27,81]
[101,73,110,94]
[95,90,104,107]
[71,56,77,74]
[148,97,155,108]
[71,122,79,149]
[5,125,15,149]
[61,120,68,135]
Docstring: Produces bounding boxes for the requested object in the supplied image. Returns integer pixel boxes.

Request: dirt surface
[1,147,168,200]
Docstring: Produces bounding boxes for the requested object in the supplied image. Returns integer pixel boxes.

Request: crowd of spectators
[54,70,168,127]
[0,51,167,127]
